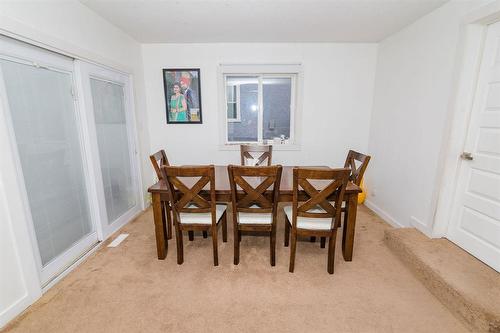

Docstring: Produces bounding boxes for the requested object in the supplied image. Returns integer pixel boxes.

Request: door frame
[433,2,500,237]
[75,60,143,240]
[0,37,100,286]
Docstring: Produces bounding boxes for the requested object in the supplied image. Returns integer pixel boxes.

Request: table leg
[342,193,358,261]
[152,192,167,259]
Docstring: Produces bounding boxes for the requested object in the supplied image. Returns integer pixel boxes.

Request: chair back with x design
[292,167,350,230]
[161,165,217,226]
[228,165,282,221]
[240,144,273,166]
[344,150,371,186]
[150,149,170,181]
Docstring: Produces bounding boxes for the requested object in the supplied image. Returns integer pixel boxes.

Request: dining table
[148,165,362,262]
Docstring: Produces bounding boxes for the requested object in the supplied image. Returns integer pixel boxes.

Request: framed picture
[163,68,202,124]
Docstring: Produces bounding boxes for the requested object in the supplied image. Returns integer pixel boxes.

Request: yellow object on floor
[358,179,366,204]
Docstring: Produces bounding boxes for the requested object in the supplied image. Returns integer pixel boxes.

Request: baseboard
[364,199,404,228]
[410,216,433,238]
[0,292,36,329]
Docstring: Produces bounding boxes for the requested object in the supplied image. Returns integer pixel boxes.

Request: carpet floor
[3,205,468,333]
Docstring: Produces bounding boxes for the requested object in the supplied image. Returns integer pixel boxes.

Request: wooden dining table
[148,165,362,262]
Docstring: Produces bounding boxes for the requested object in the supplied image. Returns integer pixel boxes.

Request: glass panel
[1,59,93,266]
[90,78,136,223]
[226,76,258,142]
[263,77,292,140]
[226,85,237,119]
[227,102,237,119]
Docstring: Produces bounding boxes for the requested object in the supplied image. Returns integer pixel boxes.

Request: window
[223,72,297,144]
[226,84,240,121]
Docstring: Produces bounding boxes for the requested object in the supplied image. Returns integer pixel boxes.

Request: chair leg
[320,237,326,248]
[176,225,184,265]
[161,203,168,243]
[165,203,173,240]
[202,231,208,238]
[221,212,228,243]
[238,231,242,243]
[327,230,337,274]
[289,231,297,273]
[284,216,290,247]
[188,231,194,241]
[343,210,348,229]
[212,226,218,266]
[270,224,276,266]
[233,224,240,265]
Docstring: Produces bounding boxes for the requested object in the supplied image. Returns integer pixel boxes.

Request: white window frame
[218,64,303,151]
[0,36,144,295]
[0,37,100,286]
[75,60,143,240]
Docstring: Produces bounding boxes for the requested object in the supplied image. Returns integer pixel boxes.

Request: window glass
[263,77,291,140]
[1,59,93,265]
[224,74,294,143]
[226,85,238,119]
[227,76,258,142]
[90,78,136,223]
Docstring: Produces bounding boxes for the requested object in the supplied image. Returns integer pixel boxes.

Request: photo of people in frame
[163,68,202,124]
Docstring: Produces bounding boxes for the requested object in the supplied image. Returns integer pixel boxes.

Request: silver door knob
[461,152,473,160]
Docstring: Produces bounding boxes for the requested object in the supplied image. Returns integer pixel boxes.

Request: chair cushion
[179,204,226,225]
[236,205,272,225]
[238,212,272,225]
[283,206,333,230]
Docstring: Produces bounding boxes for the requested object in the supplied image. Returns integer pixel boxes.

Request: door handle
[461,152,473,160]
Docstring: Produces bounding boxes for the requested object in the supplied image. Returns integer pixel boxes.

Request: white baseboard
[410,216,434,238]
[0,292,36,329]
[364,199,405,228]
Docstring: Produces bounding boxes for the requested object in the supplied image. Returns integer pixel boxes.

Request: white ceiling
[81,0,448,43]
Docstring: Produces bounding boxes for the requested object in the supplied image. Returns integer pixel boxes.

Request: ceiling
[81,0,448,43]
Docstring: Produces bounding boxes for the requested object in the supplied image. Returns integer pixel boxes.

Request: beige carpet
[3,205,469,333]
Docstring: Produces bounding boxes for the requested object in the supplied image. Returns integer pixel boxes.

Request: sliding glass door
[77,61,141,238]
[0,39,98,285]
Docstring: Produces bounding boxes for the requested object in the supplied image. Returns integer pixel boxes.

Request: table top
[148,165,361,194]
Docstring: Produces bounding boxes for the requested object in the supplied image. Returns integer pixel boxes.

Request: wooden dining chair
[161,165,227,266]
[228,165,282,266]
[240,144,273,166]
[149,150,173,240]
[317,150,371,248]
[344,150,371,186]
[284,167,350,274]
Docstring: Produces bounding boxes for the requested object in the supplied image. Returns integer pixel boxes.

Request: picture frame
[162,68,202,124]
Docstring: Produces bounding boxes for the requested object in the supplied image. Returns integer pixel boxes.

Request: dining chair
[284,167,350,274]
[344,150,371,186]
[149,150,173,240]
[317,150,371,248]
[240,144,273,166]
[228,165,282,266]
[150,150,207,241]
[161,165,227,266]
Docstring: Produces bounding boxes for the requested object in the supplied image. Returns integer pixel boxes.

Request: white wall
[0,1,149,328]
[142,43,377,185]
[365,0,492,234]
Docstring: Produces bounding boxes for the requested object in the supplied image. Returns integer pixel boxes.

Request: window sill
[218,144,301,151]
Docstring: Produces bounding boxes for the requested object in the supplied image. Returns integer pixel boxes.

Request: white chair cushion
[238,212,272,225]
[236,205,272,225]
[179,204,226,225]
[283,206,333,230]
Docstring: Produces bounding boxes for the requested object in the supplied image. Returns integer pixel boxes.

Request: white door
[0,37,99,285]
[447,22,500,272]
[76,61,141,239]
